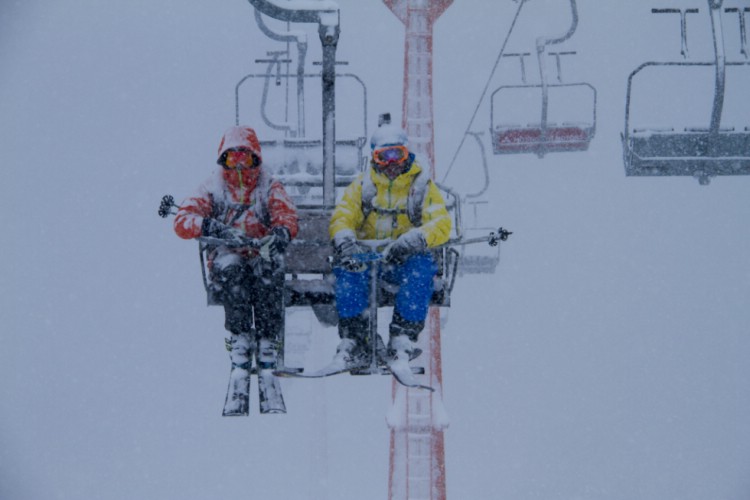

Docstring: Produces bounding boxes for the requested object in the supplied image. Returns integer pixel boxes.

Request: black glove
[201,218,245,242]
[383,229,426,264]
[260,226,291,259]
[335,235,367,257]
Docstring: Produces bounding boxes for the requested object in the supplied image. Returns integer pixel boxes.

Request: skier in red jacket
[174,126,298,370]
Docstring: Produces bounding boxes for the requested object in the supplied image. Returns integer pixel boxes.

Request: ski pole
[446,227,513,248]
[158,193,277,258]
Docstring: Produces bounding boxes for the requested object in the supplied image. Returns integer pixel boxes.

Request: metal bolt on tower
[383,1,453,499]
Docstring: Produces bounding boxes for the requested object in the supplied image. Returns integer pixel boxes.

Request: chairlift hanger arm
[464,131,490,200]
[247,0,339,26]
[504,52,531,83]
[247,0,341,208]
[724,7,749,58]
[253,10,309,136]
[536,0,579,51]
[442,0,528,182]
[547,50,576,82]
[535,0,579,141]
[651,8,699,59]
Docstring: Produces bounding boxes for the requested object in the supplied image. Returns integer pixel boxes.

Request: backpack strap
[209,169,273,228]
[360,168,430,228]
[250,168,273,228]
[406,170,430,227]
[360,170,378,221]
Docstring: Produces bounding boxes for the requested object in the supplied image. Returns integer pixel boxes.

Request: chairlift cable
[441,0,528,183]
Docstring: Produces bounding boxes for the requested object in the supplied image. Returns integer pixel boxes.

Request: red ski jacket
[174,167,298,241]
[174,127,298,250]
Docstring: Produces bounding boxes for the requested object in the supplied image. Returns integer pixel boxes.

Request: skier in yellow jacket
[327,116,451,373]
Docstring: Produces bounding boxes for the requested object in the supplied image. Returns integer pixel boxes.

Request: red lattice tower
[383,1,453,499]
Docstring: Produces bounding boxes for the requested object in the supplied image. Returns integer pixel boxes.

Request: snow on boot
[332,338,368,370]
[386,335,433,391]
[308,338,368,376]
[225,332,252,369]
[388,316,423,361]
[223,332,253,416]
[387,335,416,363]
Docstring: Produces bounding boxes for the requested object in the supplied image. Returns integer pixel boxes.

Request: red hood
[217,126,262,164]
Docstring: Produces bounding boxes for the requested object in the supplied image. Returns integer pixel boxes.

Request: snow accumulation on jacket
[329,158,451,248]
[173,127,298,246]
[173,168,298,241]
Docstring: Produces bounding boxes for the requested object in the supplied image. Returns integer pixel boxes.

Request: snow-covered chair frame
[622,60,750,185]
[490,82,597,157]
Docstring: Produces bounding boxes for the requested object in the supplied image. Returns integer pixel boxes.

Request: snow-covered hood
[217,126,263,163]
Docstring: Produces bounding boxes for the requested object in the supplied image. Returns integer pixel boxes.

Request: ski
[387,357,434,392]
[274,361,428,387]
[274,361,369,378]
[222,333,288,415]
[258,368,286,414]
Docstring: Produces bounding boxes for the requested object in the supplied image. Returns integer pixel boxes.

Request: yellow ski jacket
[329,160,452,248]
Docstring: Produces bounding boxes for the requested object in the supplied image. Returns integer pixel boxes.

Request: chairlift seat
[624,128,750,179]
[281,208,455,313]
[458,255,501,275]
[492,122,594,154]
[260,138,366,183]
[490,82,597,156]
[284,250,454,310]
[285,209,333,276]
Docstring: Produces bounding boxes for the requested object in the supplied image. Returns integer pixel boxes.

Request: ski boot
[385,315,433,391]
[323,316,371,373]
[388,314,424,361]
[226,331,253,370]
[363,332,388,367]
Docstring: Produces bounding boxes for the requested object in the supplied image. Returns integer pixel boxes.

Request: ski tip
[222,410,250,417]
[261,408,287,415]
[273,368,304,377]
[399,382,435,392]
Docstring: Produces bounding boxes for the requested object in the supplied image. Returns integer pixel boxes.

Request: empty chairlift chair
[622,1,750,185]
[490,0,597,158]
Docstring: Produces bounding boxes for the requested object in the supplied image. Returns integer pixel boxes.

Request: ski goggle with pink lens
[372,145,408,166]
[223,148,259,169]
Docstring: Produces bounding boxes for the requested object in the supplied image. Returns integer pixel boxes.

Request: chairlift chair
[191,7,483,361]
[490,82,597,156]
[233,56,462,322]
[489,0,597,157]
[453,132,503,275]
[622,1,750,185]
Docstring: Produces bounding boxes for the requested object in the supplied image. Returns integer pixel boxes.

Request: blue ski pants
[333,252,437,323]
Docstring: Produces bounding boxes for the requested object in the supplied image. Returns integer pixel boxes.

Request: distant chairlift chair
[622,0,750,185]
[490,0,597,158]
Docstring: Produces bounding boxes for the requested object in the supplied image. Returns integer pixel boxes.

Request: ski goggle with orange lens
[372,145,408,166]
[223,149,259,168]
